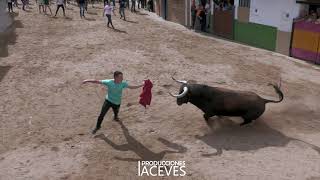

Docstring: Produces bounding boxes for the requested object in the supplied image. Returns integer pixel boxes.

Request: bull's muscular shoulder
[190,84,212,93]
[192,84,211,89]
[190,84,217,97]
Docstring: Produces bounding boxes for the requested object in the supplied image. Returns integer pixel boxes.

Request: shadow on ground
[112,28,127,34]
[95,121,187,161]
[84,17,96,21]
[0,66,12,82]
[125,20,138,24]
[196,120,320,157]
[0,13,22,58]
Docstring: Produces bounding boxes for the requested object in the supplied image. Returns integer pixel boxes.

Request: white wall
[0,0,12,33]
[277,0,308,32]
[249,0,308,32]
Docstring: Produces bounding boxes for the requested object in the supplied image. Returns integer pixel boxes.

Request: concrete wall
[234,20,277,51]
[248,0,308,55]
[249,0,307,32]
[276,30,291,55]
[233,0,309,55]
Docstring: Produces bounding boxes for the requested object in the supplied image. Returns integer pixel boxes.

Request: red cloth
[139,79,153,108]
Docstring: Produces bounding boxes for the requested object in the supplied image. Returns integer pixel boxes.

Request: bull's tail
[292,138,320,155]
[264,79,284,103]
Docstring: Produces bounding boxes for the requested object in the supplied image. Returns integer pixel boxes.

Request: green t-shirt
[101,79,128,105]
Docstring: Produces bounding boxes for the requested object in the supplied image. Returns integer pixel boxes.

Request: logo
[138,161,186,177]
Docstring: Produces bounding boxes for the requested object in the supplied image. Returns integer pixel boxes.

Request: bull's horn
[169,86,188,98]
[172,77,187,84]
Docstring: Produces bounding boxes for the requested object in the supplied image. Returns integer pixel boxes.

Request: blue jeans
[119,8,125,19]
[79,3,85,17]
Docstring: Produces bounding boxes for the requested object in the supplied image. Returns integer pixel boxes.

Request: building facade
[154,0,319,64]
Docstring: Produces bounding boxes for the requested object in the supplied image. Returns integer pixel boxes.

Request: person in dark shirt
[147,0,153,12]
[119,0,126,20]
[7,0,14,13]
[126,0,129,9]
[131,0,136,12]
[78,0,86,18]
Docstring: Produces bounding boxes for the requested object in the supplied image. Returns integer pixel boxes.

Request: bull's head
[169,77,190,105]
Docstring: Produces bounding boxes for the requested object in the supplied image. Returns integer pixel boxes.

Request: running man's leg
[62,5,65,16]
[121,8,125,19]
[106,15,110,26]
[55,5,60,16]
[131,1,135,12]
[82,4,85,17]
[22,0,25,10]
[95,100,112,130]
[122,8,125,20]
[111,103,120,120]
[107,14,114,28]
[48,5,52,15]
[79,3,83,17]
[119,8,122,18]
[8,3,12,12]
[82,3,85,17]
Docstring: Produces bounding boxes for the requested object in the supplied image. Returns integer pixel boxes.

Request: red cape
[139,79,153,108]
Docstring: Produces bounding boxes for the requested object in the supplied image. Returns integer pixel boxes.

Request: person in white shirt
[54,0,65,17]
[103,2,115,29]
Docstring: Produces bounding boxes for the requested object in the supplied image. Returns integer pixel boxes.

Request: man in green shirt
[82,71,143,134]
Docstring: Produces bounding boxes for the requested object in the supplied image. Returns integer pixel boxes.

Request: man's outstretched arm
[127,83,144,89]
[82,79,103,84]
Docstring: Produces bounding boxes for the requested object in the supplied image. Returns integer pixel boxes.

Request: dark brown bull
[170,77,284,126]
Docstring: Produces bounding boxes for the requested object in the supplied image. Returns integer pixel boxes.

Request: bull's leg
[240,110,263,126]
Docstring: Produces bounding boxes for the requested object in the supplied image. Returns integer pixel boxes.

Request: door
[291,20,320,64]
[213,5,234,39]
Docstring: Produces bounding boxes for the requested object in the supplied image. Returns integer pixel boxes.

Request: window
[239,0,250,8]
